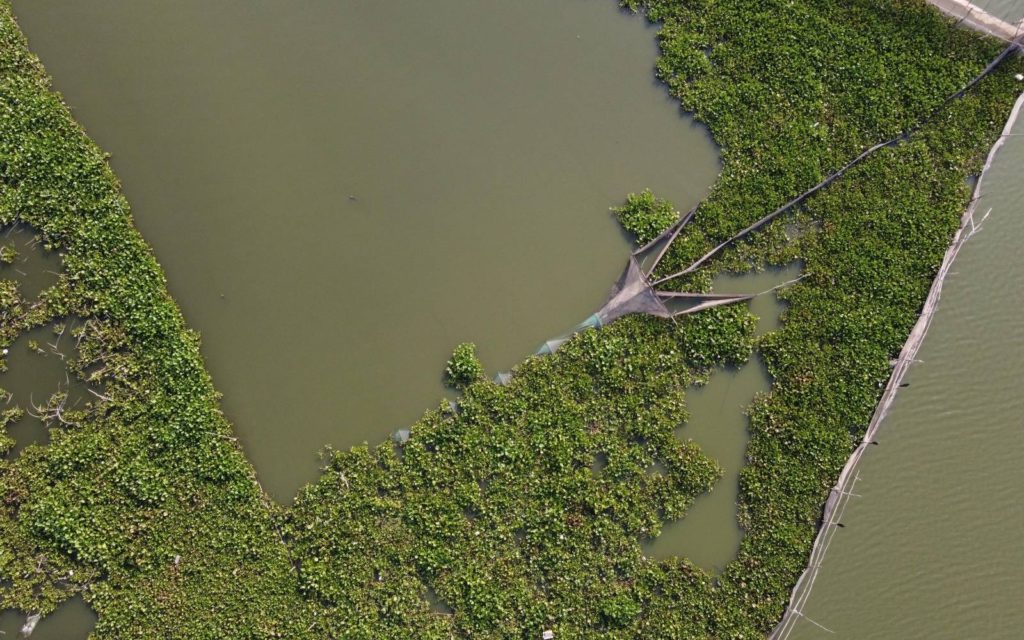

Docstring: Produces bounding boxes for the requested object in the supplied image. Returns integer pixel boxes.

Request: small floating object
[2,348,7,355]
[347,194,359,201]
[493,371,513,385]
[543,631,555,640]
[392,429,410,445]
[899,382,910,388]
[22,613,41,636]
[835,523,846,528]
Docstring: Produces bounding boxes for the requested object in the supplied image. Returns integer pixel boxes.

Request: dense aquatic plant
[611,188,679,245]
[444,342,485,388]
[0,0,1020,637]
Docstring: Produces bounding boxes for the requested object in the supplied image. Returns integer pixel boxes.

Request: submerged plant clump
[0,0,1021,638]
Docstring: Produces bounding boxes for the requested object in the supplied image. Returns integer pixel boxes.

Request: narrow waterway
[787,91,1024,638]
[645,265,800,572]
[12,0,720,502]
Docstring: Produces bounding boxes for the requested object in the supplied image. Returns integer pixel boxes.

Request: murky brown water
[11,0,720,503]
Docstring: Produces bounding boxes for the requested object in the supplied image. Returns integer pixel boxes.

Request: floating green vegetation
[445,342,485,389]
[612,188,680,246]
[0,0,1021,638]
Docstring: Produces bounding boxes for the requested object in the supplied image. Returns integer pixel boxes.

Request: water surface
[645,357,769,573]
[1,321,85,460]
[972,0,1023,22]
[0,596,95,639]
[13,0,720,501]
[645,266,799,571]
[0,226,61,302]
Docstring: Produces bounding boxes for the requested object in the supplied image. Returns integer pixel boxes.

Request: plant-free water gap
[0,320,88,460]
[644,265,800,572]
[0,596,96,639]
[13,0,721,502]
[0,226,62,302]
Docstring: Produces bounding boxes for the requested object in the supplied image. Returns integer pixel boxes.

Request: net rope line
[644,207,696,277]
[534,25,1022,358]
[649,33,1023,288]
[631,205,696,257]
[768,88,1024,640]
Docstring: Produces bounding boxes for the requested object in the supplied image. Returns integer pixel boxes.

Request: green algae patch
[0,0,1021,638]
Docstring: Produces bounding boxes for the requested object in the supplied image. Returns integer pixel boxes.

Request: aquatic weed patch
[0,3,312,636]
[0,0,1020,637]
[287,309,753,637]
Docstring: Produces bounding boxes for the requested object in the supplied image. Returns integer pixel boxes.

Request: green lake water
[645,265,800,572]
[11,0,720,503]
